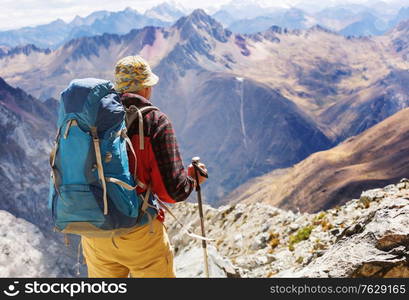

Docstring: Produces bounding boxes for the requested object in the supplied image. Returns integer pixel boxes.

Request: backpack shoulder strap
[125,105,159,150]
[121,105,159,191]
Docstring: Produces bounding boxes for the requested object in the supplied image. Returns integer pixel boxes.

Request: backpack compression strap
[49,127,62,196]
[91,127,108,215]
[92,126,153,220]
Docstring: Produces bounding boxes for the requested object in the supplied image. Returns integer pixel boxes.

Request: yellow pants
[81,219,175,278]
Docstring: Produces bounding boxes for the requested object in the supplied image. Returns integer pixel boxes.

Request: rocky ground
[0,210,75,277]
[1,179,408,278]
[166,179,409,278]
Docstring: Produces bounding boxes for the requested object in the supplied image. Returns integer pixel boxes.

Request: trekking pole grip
[192,157,201,192]
[192,157,208,178]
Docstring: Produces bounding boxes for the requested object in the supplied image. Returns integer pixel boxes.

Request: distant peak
[307,24,336,34]
[149,0,186,12]
[190,8,208,18]
[173,9,229,42]
[122,7,141,15]
[0,44,51,58]
[72,15,81,22]
[153,2,172,9]
[51,18,66,25]
[145,1,185,22]
[174,9,217,29]
[395,19,409,32]
[269,25,284,34]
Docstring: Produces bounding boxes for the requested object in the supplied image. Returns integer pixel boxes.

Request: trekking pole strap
[157,199,214,242]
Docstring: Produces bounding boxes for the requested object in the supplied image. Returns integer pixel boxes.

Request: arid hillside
[225,108,409,212]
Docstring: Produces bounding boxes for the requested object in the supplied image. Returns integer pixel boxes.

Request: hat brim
[143,72,159,87]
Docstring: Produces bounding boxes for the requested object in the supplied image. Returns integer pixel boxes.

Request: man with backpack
[79,55,208,278]
[49,55,207,278]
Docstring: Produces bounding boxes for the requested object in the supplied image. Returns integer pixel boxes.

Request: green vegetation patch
[288,225,314,251]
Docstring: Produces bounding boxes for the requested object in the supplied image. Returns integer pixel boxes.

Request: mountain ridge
[1,9,409,207]
[3,2,409,50]
[225,107,409,212]
[0,7,171,49]
[0,77,58,231]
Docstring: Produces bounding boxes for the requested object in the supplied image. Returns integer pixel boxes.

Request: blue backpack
[48,78,157,238]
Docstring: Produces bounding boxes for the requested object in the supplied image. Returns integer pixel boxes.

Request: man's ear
[146,86,152,99]
[136,87,149,99]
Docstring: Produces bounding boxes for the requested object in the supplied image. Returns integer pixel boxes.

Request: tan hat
[114,55,159,93]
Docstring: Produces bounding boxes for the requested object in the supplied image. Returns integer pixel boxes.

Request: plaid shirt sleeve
[150,113,195,203]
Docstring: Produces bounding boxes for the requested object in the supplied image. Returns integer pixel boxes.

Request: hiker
[81,55,208,278]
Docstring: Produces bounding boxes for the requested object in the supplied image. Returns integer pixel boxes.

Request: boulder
[280,197,409,277]
[174,245,240,278]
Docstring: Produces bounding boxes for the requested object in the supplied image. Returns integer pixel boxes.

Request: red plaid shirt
[121,93,194,216]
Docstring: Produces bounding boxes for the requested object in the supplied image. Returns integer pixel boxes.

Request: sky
[0,0,405,31]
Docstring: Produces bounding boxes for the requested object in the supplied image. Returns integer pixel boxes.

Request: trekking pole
[191,156,210,278]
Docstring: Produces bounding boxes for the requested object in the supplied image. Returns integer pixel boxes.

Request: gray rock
[289,223,300,232]
[255,254,276,266]
[383,184,399,193]
[234,212,243,222]
[330,228,340,236]
[233,233,244,248]
[175,245,240,278]
[360,189,385,203]
[262,224,270,232]
[281,196,409,278]
[251,233,270,250]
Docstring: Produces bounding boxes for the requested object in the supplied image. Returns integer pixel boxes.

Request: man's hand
[188,163,207,185]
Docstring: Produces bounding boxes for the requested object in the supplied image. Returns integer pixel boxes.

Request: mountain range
[2,1,409,50]
[1,2,409,280]
[0,77,82,277]
[214,1,409,36]
[1,9,409,206]
[0,77,57,230]
[0,4,184,49]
